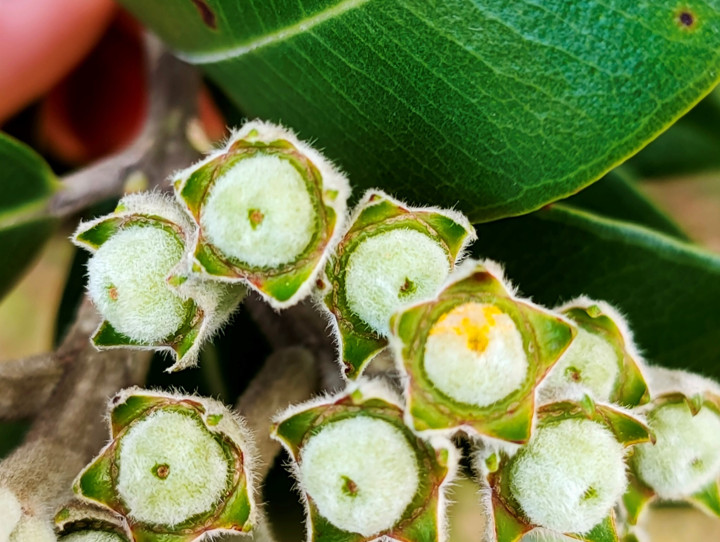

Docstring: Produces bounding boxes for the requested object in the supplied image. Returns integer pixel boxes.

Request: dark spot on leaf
[676,9,697,29]
[191,0,217,30]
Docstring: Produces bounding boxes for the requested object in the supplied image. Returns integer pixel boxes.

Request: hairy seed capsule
[173,121,350,308]
[509,418,627,534]
[87,225,188,343]
[299,416,419,536]
[633,402,720,498]
[322,190,476,379]
[74,389,257,540]
[74,193,244,371]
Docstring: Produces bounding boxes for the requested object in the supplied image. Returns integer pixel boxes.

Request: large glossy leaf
[0,133,59,300]
[473,204,720,376]
[119,0,720,221]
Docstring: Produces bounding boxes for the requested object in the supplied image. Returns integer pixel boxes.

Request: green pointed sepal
[321,190,476,381]
[689,479,720,518]
[536,397,653,448]
[55,500,131,541]
[620,469,656,526]
[73,389,257,540]
[557,298,650,407]
[271,380,459,542]
[90,299,205,372]
[390,260,575,442]
[173,122,349,308]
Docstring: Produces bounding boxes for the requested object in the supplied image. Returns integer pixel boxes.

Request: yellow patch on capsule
[429,304,506,353]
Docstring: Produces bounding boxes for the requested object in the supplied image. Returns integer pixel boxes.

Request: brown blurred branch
[0,299,151,521]
[50,34,201,217]
[236,346,318,480]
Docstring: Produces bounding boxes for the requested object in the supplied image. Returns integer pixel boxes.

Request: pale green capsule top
[200,153,316,268]
[344,228,450,335]
[87,225,187,343]
[299,416,420,537]
[510,418,627,534]
[544,328,620,402]
[423,302,528,406]
[116,409,230,526]
[634,402,720,499]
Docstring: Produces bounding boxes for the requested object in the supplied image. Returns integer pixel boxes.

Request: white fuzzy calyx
[299,416,420,537]
[633,401,720,499]
[423,302,528,406]
[200,153,317,268]
[344,229,451,334]
[116,409,230,526]
[521,529,577,542]
[0,487,22,541]
[87,225,188,343]
[7,516,57,542]
[543,328,620,402]
[60,532,126,542]
[509,418,627,534]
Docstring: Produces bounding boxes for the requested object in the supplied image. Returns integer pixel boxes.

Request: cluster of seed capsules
[57,122,720,542]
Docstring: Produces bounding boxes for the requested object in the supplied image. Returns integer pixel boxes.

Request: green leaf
[119,0,720,221]
[0,133,59,299]
[473,204,720,376]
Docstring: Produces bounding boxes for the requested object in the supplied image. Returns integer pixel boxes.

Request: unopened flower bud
[173,120,350,308]
[321,190,475,379]
[272,380,458,542]
[540,298,649,407]
[74,388,258,540]
[621,368,720,524]
[390,260,575,442]
[479,398,651,542]
[73,192,245,371]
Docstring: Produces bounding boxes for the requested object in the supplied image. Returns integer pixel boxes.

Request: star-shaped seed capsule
[320,190,475,380]
[539,297,650,407]
[173,121,350,308]
[479,397,652,542]
[622,368,720,525]
[73,192,245,371]
[271,380,459,542]
[390,260,575,442]
[74,389,258,542]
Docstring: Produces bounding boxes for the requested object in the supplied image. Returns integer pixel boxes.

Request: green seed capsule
[73,192,245,371]
[321,190,476,380]
[390,259,575,442]
[173,121,350,308]
[272,380,459,542]
[74,389,258,540]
